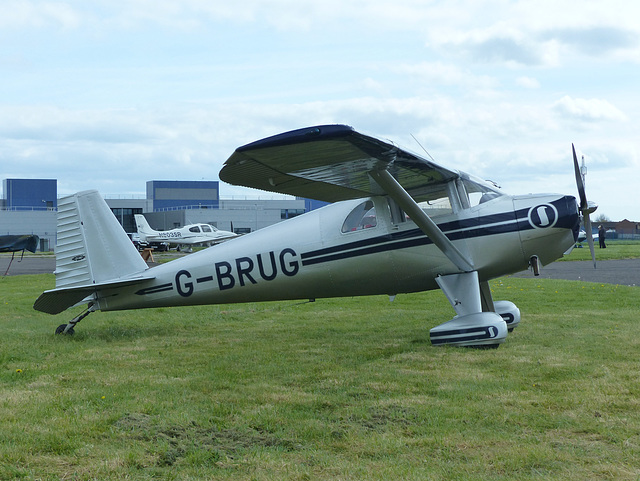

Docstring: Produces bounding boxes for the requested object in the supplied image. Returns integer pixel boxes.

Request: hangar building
[0,178,327,251]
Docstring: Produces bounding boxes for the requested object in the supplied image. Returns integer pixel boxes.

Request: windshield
[459,173,504,207]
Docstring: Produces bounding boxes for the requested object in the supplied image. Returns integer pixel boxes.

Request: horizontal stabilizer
[34,276,153,315]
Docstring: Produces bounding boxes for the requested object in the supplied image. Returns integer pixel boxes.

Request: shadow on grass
[51,322,172,343]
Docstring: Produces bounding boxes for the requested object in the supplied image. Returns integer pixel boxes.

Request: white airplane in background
[34,125,597,348]
[134,214,237,249]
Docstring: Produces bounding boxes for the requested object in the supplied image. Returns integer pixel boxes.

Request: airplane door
[316,197,402,296]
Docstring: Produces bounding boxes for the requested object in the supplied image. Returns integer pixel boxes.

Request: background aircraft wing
[0,234,39,253]
[219,125,459,202]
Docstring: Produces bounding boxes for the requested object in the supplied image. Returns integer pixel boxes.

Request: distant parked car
[148,241,169,252]
[127,233,168,252]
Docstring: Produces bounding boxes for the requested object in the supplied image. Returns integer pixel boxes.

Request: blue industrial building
[303,198,329,213]
[147,180,219,211]
[2,179,57,211]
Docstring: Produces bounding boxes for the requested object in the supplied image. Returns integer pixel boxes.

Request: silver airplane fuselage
[94,192,579,312]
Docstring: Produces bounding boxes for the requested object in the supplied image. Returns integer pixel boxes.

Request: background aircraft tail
[134,214,158,241]
[54,190,148,289]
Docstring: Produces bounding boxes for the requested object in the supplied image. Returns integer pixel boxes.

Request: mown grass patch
[1,274,639,480]
[561,240,640,261]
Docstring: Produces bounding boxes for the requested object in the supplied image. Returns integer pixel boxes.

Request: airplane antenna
[410,134,436,163]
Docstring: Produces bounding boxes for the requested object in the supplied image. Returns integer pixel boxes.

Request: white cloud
[442,30,549,66]
[553,96,628,123]
[422,3,640,66]
[516,76,540,89]
[0,1,81,29]
[541,26,639,56]
[400,62,499,93]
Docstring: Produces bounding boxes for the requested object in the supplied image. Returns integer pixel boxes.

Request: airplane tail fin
[54,190,149,289]
[34,190,150,314]
[134,214,158,241]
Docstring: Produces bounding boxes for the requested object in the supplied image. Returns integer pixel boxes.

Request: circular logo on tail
[528,204,558,229]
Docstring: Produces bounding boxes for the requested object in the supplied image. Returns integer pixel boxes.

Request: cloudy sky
[1,0,638,220]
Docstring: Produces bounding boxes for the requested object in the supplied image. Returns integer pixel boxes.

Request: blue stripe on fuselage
[301,198,576,267]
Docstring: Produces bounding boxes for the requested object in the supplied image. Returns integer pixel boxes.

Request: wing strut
[369,169,475,272]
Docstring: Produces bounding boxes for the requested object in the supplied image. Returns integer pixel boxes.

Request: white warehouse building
[1,179,326,251]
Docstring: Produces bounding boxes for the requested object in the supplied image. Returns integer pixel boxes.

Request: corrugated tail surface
[54,190,148,288]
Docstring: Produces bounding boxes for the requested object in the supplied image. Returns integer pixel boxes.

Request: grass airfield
[1,244,640,479]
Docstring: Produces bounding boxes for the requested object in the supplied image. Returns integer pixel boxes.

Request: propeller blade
[572,144,587,209]
[572,143,596,268]
[583,214,596,269]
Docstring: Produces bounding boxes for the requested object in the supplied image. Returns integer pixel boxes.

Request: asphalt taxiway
[2,255,56,276]
[509,258,640,287]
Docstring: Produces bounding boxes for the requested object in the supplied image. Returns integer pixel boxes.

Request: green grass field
[1,251,639,479]
[561,239,640,262]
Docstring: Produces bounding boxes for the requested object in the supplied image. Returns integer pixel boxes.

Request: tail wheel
[55,324,75,335]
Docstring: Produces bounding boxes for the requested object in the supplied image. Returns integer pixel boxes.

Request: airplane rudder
[54,191,148,288]
[53,191,94,288]
[135,214,155,235]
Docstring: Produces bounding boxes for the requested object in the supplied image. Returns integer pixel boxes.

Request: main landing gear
[429,272,521,348]
[55,304,95,335]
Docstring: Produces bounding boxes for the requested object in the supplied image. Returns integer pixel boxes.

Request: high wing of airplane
[134,214,237,247]
[34,125,596,348]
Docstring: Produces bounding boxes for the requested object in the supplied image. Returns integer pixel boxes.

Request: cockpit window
[201,225,212,232]
[460,175,504,207]
[342,200,377,233]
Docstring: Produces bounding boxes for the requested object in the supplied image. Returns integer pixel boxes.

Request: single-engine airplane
[134,214,237,249]
[34,125,596,347]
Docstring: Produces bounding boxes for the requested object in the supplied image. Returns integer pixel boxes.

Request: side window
[189,226,201,233]
[417,188,453,217]
[341,200,377,233]
[201,225,212,232]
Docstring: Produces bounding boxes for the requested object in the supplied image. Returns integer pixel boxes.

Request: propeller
[572,144,597,268]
